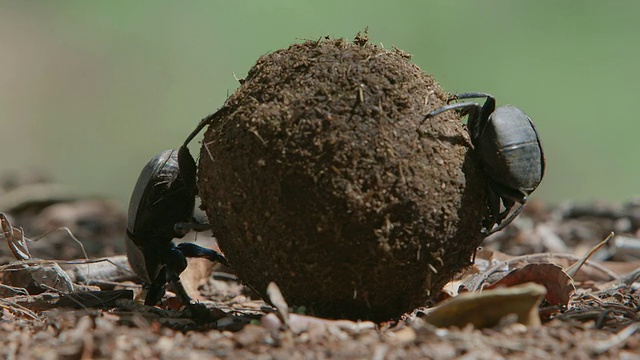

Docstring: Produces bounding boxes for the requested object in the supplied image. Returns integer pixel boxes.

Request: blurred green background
[1,1,638,208]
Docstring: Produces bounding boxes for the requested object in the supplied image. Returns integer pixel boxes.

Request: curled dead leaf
[421,282,546,329]
[484,263,575,306]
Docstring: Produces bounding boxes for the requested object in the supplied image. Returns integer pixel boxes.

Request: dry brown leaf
[421,282,546,329]
[0,260,74,296]
[179,258,216,301]
[484,263,575,306]
[474,248,516,270]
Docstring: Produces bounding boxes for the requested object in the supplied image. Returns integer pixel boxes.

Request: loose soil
[1,193,639,359]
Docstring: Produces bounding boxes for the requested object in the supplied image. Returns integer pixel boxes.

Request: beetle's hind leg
[422,102,481,123]
[486,202,526,235]
[144,267,168,306]
[143,265,203,311]
[165,253,226,323]
[482,182,528,235]
[182,111,220,149]
[165,268,194,305]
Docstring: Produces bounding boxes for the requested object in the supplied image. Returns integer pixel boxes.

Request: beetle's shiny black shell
[127,149,196,241]
[124,232,158,283]
[126,149,197,283]
[478,105,545,195]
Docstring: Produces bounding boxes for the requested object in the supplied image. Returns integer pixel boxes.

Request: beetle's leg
[166,268,193,305]
[423,102,484,146]
[177,242,231,267]
[144,267,168,305]
[481,188,502,234]
[488,182,528,204]
[484,182,529,235]
[183,112,218,148]
[164,252,220,323]
[166,269,222,323]
[452,94,496,142]
[483,182,527,235]
[157,244,193,305]
[174,222,214,235]
[423,102,481,122]
[176,111,219,190]
[450,92,494,102]
[177,145,198,190]
[486,202,526,235]
[496,198,516,224]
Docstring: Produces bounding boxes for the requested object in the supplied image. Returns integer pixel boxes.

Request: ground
[1,178,639,359]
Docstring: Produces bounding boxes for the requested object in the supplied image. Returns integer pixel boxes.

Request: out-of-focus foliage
[1,1,638,206]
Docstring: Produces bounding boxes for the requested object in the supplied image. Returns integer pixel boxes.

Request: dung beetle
[424,92,545,234]
[125,114,229,306]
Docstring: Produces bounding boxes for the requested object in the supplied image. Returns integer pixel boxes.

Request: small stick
[5,290,133,311]
[565,232,614,278]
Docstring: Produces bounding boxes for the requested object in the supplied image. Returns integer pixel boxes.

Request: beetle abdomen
[499,140,544,191]
[481,106,543,193]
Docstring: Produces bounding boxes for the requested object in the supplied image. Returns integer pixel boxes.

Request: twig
[589,322,640,354]
[267,282,290,330]
[6,290,134,311]
[0,297,43,322]
[61,255,136,284]
[566,232,614,278]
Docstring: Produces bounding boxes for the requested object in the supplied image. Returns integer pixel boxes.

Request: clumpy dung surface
[198,35,488,321]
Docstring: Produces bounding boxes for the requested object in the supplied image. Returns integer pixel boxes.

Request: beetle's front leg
[177,242,230,267]
[487,202,526,235]
[165,264,223,323]
[165,267,193,305]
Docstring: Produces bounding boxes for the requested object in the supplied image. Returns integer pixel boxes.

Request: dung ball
[197,35,488,321]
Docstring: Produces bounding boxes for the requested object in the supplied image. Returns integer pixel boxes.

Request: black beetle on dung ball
[424,92,545,235]
[124,124,229,307]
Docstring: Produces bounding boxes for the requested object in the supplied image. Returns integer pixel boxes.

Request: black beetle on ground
[124,114,229,306]
[424,92,545,234]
